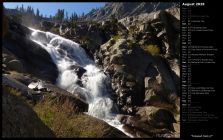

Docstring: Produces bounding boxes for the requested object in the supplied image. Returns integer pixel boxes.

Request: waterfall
[28,28,133,137]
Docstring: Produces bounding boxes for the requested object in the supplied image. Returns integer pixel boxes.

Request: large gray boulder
[115,106,177,138]
[7,59,25,73]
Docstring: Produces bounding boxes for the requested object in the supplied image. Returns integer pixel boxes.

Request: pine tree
[31,7,34,15]
[70,12,78,21]
[36,8,40,17]
[16,6,19,11]
[62,9,65,21]
[27,6,30,13]
[66,11,68,20]
[20,4,24,13]
[55,9,65,22]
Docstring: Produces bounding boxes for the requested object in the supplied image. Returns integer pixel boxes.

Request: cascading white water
[28,28,133,137]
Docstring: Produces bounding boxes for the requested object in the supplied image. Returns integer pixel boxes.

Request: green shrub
[40,21,54,31]
[3,85,21,97]
[108,34,122,46]
[111,34,121,41]
[143,44,160,56]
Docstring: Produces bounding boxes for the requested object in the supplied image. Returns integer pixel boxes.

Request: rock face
[92,6,180,138]
[98,38,154,114]
[3,18,58,83]
[119,7,180,59]
[3,15,9,38]
[2,85,55,137]
[137,106,176,129]
[84,2,179,21]
[116,106,178,138]
[95,7,180,116]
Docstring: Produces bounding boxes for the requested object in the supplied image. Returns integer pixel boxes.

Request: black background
[1,0,221,139]
[181,1,221,139]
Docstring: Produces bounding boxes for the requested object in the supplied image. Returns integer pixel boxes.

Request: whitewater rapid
[28,28,133,137]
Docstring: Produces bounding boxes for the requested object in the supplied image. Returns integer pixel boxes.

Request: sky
[3,2,105,18]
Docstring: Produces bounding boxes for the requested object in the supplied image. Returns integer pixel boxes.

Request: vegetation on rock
[111,34,121,41]
[34,95,123,137]
[2,82,127,138]
[143,44,160,56]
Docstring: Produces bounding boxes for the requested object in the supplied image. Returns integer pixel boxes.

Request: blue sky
[3,2,105,17]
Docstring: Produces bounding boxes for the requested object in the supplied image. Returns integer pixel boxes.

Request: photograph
[2,1,219,139]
